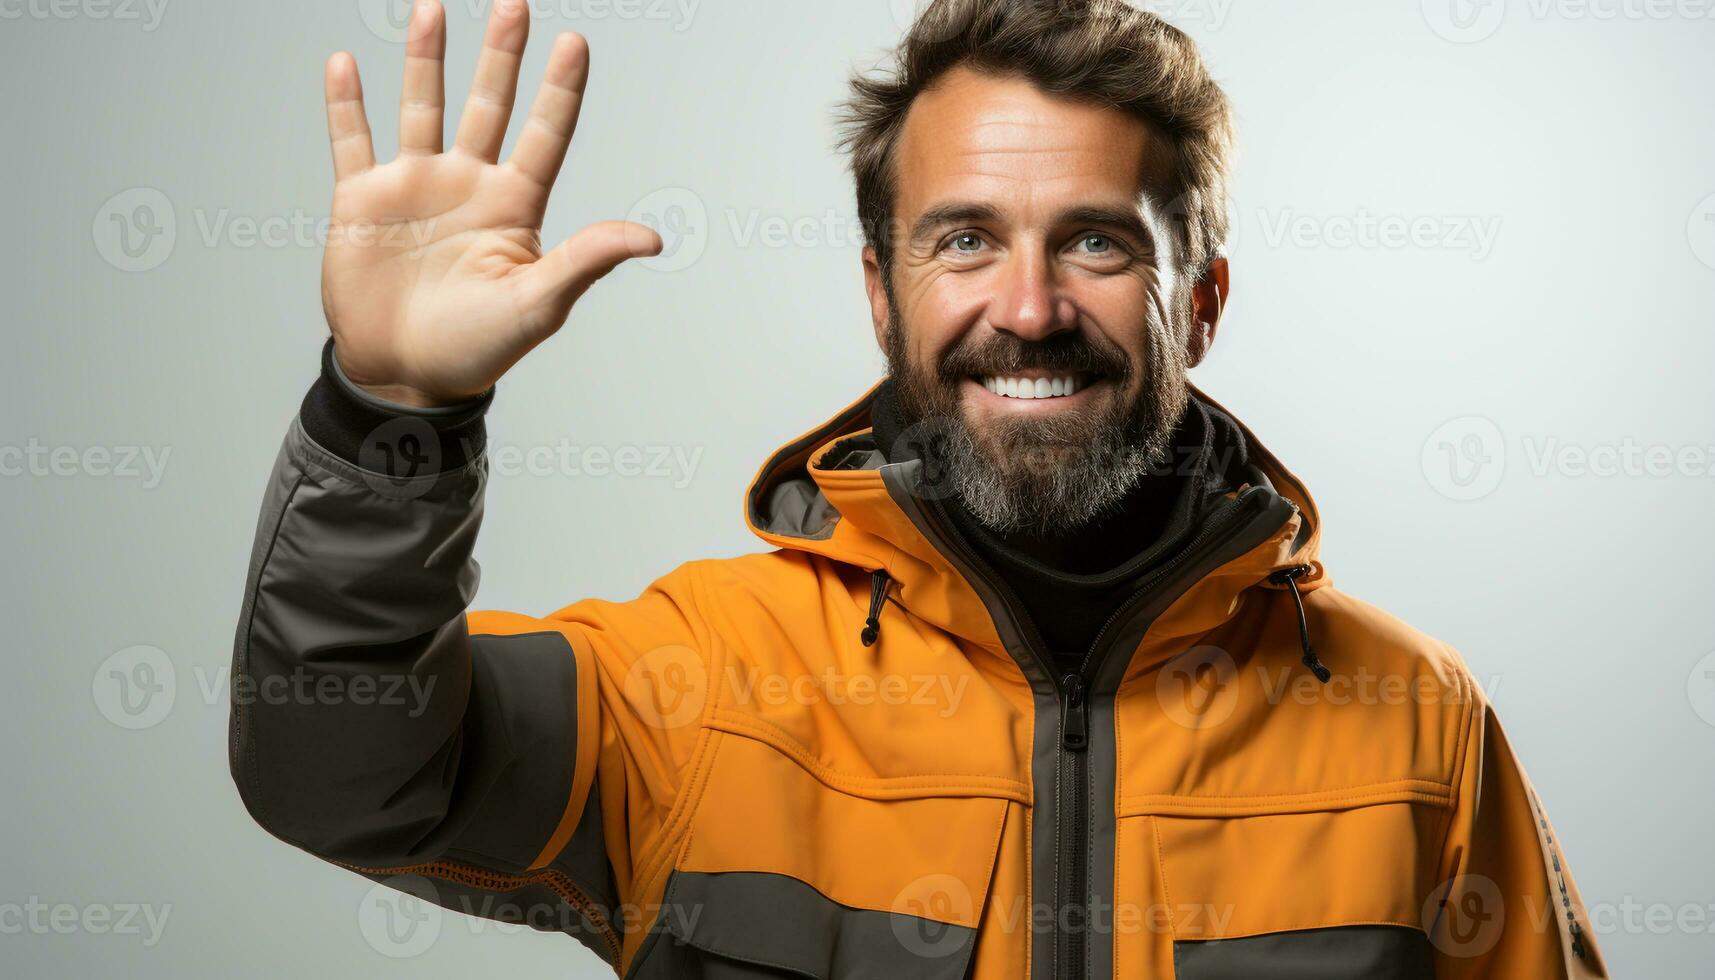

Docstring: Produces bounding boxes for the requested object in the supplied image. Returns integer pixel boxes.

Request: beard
[885,303,1192,537]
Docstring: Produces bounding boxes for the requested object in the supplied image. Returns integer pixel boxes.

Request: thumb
[523,220,663,313]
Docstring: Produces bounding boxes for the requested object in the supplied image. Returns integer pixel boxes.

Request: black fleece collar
[867,377,1247,662]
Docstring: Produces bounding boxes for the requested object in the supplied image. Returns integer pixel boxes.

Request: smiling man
[229,1,1605,977]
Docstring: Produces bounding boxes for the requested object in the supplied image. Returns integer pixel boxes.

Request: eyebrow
[907,201,1157,252]
[1057,206,1157,253]
[909,202,1005,245]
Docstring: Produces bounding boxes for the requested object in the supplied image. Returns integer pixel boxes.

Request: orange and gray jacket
[230,345,1608,979]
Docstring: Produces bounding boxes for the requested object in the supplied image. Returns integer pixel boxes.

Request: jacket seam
[1119,778,1453,815]
[628,722,717,906]
[622,724,718,973]
[628,709,720,939]
[976,793,1010,935]
[622,564,729,921]
[1172,919,1429,943]
[1151,815,1176,943]
[234,471,306,838]
[1432,653,1480,886]
[447,626,595,873]
[705,708,1030,802]
[671,786,1009,931]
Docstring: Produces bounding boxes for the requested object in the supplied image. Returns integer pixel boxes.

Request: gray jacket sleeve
[228,342,619,965]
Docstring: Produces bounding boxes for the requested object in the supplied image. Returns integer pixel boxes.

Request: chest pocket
[628,731,1017,979]
[1154,797,1448,980]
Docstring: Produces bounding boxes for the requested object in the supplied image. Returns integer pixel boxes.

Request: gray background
[3,0,1712,976]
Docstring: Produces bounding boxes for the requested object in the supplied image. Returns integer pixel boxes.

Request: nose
[987,246,1075,342]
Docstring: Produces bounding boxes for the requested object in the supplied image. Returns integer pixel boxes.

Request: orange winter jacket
[231,355,1607,979]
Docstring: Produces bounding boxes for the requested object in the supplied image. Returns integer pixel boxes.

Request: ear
[862,245,892,354]
[1186,255,1229,368]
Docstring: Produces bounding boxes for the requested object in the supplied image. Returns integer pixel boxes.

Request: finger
[325,52,376,180]
[522,221,664,314]
[398,1,447,155]
[507,32,590,190]
[452,0,530,162]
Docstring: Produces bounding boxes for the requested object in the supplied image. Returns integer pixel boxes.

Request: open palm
[320,0,660,407]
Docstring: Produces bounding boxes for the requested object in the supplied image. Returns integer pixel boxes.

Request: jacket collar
[744,381,1329,658]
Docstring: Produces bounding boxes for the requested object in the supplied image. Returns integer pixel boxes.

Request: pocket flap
[627,733,1010,977]
[1174,925,1434,980]
[637,869,978,979]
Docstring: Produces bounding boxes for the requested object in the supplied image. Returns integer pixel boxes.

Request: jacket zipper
[1052,489,1263,978]
[902,488,1071,972]
[1058,671,1090,978]
[909,472,1274,979]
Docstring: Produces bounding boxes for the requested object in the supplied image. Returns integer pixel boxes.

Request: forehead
[894,66,1166,219]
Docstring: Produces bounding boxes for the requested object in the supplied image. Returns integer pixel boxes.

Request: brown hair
[837,0,1235,282]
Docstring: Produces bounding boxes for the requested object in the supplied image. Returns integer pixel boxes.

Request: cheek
[1067,276,1163,358]
[902,273,987,364]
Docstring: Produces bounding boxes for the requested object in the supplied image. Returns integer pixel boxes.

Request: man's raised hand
[319,0,661,408]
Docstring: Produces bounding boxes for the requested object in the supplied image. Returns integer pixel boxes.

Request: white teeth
[980,375,1082,400]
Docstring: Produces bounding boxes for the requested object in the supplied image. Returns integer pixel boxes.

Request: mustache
[935,332,1132,383]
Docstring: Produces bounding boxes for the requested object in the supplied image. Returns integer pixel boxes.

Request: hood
[743,381,1330,664]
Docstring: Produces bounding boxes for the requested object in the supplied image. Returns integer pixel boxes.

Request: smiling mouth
[975,373,1095,400]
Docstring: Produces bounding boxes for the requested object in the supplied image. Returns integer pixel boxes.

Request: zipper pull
[1062,674,1088,752]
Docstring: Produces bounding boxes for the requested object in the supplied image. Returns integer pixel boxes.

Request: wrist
[351,381,460,410]
[328,345,491,414]
[300,338,494,474]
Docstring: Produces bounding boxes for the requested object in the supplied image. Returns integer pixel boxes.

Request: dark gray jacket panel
[1174,925,1436,980]
[229,416,615,962]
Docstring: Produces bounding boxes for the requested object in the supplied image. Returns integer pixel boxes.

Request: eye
[1078,234,1114,254]
[948,233,985,254]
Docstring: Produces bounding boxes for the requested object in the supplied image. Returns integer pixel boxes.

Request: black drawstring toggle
[1269,564,1331,683]
[860,569,891,647]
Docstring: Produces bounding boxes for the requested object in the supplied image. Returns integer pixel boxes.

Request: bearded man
[228,1,1605,977]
